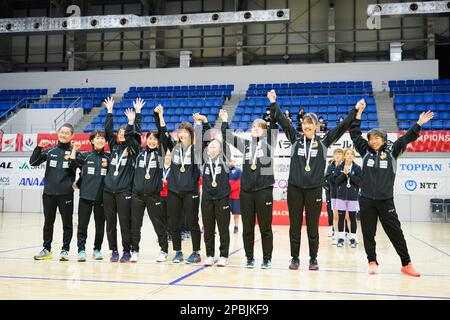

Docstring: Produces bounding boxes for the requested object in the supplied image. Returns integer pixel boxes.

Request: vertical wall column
[328,0,336,63]
[427,17,435,60]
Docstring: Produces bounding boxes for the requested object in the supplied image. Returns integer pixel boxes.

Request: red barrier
[272,201,330,226]
[400,130,450,152]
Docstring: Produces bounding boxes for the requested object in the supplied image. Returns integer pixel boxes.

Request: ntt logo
[405,180,417,192]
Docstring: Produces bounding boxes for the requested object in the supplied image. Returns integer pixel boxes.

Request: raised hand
[219,109,228,122]
[133,97,145,113]
[73,141,82,151]
[417,111,434,126]
[38,139,49,148]
[267,90,277,104]
[355,99,366,111]
[124,108,136,124]
[104,97,115,113]
[154,104,163,115]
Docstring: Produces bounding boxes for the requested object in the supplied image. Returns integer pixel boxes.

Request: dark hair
[89,131,106,142]
[367,128,387,142]
[178,122,195,144]
[146,131,159,141]
[59,123,74,134]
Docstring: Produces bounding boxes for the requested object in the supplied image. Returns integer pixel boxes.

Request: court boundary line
[1,274,449,300]
[409,234,450,257]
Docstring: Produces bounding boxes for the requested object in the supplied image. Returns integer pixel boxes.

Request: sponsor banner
[0,157,45,190]
[401,131,450,152]
[0,134,19,152]
[396,177,449,195]
[22,134,38,151]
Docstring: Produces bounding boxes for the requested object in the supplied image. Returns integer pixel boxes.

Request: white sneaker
[156,251,168,263]
[130,251,139,263]
[59,250,69,261]
[332,237,338,245]
[204,256,214,266]
[327,226,334,238]
[217,257,228,267]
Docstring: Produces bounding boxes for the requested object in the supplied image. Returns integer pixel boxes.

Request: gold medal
[64,155,69,160]
[180,166,186,173]
[101,162,108,168]
[251,164,257,171]
[212,181,218,188]
[380,152,387,160]
[145,174,151,180]
[305,165,311,172]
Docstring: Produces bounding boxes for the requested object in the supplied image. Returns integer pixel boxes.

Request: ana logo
[0,162,13,169]
[405,180,417,192]
[19,177,45,186]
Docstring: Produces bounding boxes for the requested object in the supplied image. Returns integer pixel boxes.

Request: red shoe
[368,262,379,275]
[401,262,421,277]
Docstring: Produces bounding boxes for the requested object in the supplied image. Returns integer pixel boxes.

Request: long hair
[177,122,195,145]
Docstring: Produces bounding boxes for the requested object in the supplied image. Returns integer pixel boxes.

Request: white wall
[0,60,439,97]
[0,108,83,134]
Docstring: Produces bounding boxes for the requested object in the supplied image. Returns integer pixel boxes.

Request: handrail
[53,97,82,131]
[0,97,27,120]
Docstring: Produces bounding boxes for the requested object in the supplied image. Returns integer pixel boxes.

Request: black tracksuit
[30,142,78,252]
[103,113,141,252]
[166,124,204,253]
[69,150,110,252]
[271,102,357,260]
[350,119,421,266]
[198,123,232,258]
[333,161,362,235]
[129,121,169,254]
[323,161,338,226]
[221,119,277,261]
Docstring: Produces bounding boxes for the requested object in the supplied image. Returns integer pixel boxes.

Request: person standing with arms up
[350,106,433,277]
[102,97,143,263]
[269,89,364,271]
[31,123,78,261]
[220,105,278,269]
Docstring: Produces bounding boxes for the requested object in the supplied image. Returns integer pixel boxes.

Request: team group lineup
[29,89,434,277]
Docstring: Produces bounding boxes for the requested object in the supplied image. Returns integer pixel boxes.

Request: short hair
[367,128,387,142]
[343,148,356,157]
[302,112,319,126]
[252,118,268,130]
[59,123,74,134]
[333,148,344,155]
[146,131,159,141]
[89,131,106,142]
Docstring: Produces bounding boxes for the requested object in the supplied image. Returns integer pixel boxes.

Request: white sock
[339,232,345,240]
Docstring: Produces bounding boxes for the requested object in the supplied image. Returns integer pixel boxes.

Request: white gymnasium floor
[0,211,449,300]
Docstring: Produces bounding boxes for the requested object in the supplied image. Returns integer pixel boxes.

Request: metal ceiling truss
[367,1,450,17]
[0,9,290,34]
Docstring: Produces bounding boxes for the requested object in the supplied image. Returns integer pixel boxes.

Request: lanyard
[304,135,314,172]
[250,140,262,170]
[113,147,128,176]
[208,157,220,187]
[179,145,192,169]
[143,150,155,179]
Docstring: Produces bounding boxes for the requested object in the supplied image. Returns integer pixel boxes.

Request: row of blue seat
[390,86,450,94]
[249,82,372,90]
[100,107,221,117]
[246,88,373,97]
[397,112,449,120]
[394,93,450,104]
[235,105,377,115]
[394,104,449,112]
[398,121,449,130]
[389,79,450,87]
[85,123,185,133]
[129,85,234,92]
[0,89,47,95]
[229,121,380,131]
[123,91,231,99]
[110,98,224,109]
[59,88,116,94]
[240,96,375,106]
[53,93,112,99]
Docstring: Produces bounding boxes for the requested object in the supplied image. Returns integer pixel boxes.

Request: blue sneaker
[185,252,201,264]
[246,258,255,269]
[78,250,86,262]
[93,249,103,260]
[172,251,184,263]
[110,250,119,262]
[120,251,131,263]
